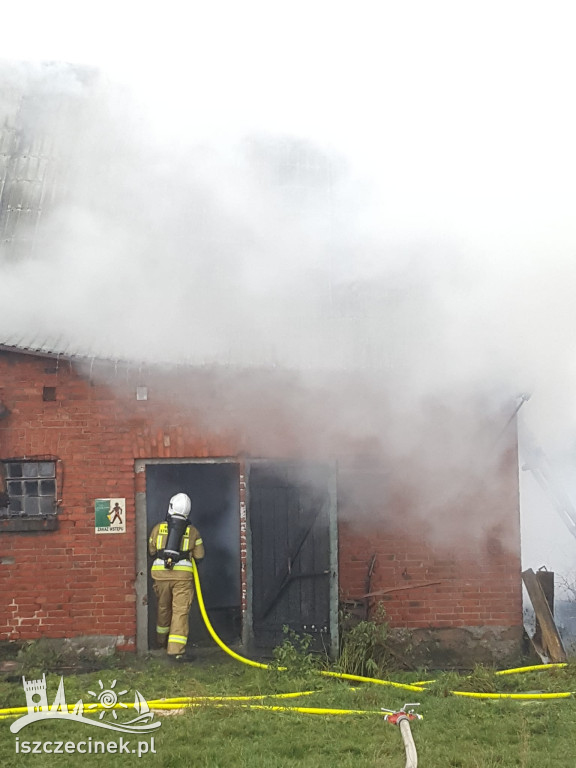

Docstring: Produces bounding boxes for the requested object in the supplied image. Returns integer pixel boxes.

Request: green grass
[1,653,576,767]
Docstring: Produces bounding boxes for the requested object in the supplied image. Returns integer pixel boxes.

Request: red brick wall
[0,350,522,648]
[337,524,521,628]
[0,354,141,648]
[337,439,522,630]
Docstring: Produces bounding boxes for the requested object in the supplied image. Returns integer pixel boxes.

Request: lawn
[1,650,575,767]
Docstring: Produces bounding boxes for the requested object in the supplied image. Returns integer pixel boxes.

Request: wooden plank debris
[522,568,567,663]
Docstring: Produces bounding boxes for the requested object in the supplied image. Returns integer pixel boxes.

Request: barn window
[1,461,57,517]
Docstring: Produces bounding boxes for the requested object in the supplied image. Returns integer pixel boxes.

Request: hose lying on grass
[0,561,572,726]
[190,561,574,702]
[191,560,423,693]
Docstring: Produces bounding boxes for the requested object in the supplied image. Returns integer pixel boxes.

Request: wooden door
[249,461,334,652]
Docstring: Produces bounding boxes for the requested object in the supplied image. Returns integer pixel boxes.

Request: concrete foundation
[389,625,524,669]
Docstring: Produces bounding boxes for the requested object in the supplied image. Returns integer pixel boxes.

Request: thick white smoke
[1,63,574,439]
[1,11,576,556]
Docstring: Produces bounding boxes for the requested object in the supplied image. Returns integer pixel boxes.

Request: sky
[2,1,576,580]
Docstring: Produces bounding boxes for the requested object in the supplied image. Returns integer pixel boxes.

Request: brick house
[0,340,523,667]
[0,63,524,666]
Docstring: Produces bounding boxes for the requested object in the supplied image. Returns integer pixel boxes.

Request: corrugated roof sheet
[0,333,139,364]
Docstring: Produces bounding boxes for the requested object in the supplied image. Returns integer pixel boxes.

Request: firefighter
[148,492,205,661]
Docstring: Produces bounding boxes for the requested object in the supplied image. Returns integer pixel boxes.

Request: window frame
[0,458,59,532]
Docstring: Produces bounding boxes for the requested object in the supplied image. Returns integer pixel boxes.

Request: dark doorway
[146,462,241,648]
[249,461,333,652]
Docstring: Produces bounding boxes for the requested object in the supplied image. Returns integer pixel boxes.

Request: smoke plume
[1,58,575,547]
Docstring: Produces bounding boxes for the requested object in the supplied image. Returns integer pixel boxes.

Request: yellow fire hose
[495,663,568,676]
[0,691,321,717]
[0,703,388,719]
[413,663,569,687]
[0,560,572,723]
[451,691,572,700]
[158,703,387,716]
[190,561,574,702]
[191,561,424,693]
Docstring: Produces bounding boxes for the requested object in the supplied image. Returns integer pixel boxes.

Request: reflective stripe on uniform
[156,522,168,549]
[152,558,193,571]
[156,625,170,634]
[168,634,187,646]
[195,538,203,546]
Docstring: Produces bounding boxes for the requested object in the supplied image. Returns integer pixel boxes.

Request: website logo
[11,674,161,735]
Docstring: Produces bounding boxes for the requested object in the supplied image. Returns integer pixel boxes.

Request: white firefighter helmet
[168,492,191,518]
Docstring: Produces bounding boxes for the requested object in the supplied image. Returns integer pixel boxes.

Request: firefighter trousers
[152,576,195,655]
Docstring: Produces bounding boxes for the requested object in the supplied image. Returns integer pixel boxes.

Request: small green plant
[426,665,499,696]
[337,603,391,677]
[426,670,464,697]
[272,626,318,676]
[464,664,498,693]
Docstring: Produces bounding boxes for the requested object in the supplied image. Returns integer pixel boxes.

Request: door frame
[245,459,339,658]
[134,457,244,654]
